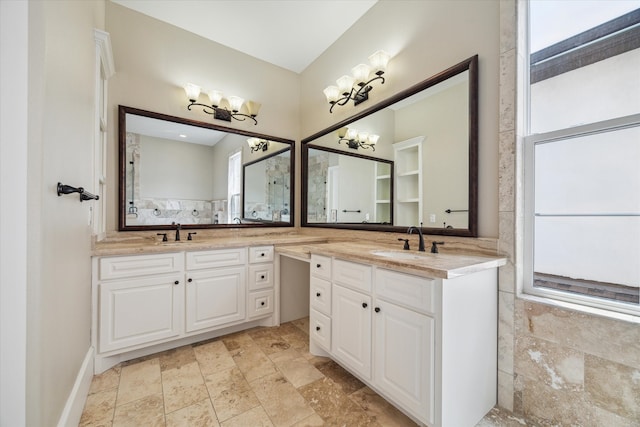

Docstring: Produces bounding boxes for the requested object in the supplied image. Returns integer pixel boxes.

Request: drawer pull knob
[316,326,321,331]
[261,275,265,279]
[261,301,265,306]
[261,253,265,257]
[316,264,321,268]
[362,302,368,308]
[187,278,192,283]
[375,307,381,313]
[174,280,179,285]
[316,292,321,297]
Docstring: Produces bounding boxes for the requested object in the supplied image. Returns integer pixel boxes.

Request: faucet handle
[431,241,445,253]
[188,232,197,241]
[397,238,410,250]
[156,233,168,242]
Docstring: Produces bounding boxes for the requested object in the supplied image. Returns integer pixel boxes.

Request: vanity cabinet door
[373,299,435,425]
[331,283,372,380]
[185,266,246,332]
[99,273,183,353]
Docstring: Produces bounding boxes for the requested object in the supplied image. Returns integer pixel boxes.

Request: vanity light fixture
[184,83,261,125]
[247,137,269,153]
[323,50,391,113]
[337,127,379,151]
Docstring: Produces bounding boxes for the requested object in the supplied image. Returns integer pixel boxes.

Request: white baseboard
[57,346,94,427]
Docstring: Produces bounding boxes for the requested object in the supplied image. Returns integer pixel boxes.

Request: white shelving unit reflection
[394,136,424,226]
[374,162,391,223]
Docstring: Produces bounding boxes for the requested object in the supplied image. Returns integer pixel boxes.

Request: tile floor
[80,317,523,426]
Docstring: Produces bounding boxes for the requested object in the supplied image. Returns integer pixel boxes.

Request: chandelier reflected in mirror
[337,127,379,151]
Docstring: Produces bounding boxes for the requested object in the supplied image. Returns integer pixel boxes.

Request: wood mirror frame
[118,106,295,231]
[301,55,478,237]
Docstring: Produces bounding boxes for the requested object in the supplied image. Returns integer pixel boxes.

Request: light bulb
[246,100,261,117]
[184,83,201,102]
[346,128,358,140]
[368,50,391,75]
[336,75,355,95]
[323,86,340,103]
[351,63,371,85]
[228,96,244,112]
[207,90,224,107]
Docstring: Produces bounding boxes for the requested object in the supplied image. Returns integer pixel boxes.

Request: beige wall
[106,0,500,237]
[26,1,105,424]
[105,1,300,231]
[300,0,500,237]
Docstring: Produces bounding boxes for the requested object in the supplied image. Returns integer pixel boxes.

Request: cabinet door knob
[174,280,179,285]
[316,264,321,268]
[187,278,192,283]
[362,302,368,308]
[316,292,321,297]
[261,301,265,306]
[316,326,321,331]
[260,275,265,279]
[260,253,265,257]
[375,307,381,313]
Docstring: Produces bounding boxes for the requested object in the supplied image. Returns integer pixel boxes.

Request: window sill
[516,290,640,325]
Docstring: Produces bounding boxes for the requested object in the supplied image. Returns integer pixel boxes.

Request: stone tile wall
[499,1,640,425]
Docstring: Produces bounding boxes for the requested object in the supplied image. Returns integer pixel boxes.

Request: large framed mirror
[119,106,295,231]
[302,55,478,236]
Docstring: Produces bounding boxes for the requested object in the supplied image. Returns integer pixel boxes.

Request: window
[228,151,242,223]
[524,1,640,316]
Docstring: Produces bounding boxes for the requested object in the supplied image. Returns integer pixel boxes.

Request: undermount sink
[370,250,433,261]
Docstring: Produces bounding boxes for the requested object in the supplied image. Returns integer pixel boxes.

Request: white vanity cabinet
[309,254,332,351]
[308,255,497,427]
[93,245,277,373]
[185,248,247,332]
[331,259,373,381]
[247,245,275,319]
[97,253,184,353]
[373,268,436,425]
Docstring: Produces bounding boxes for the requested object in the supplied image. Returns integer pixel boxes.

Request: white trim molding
[56,347,95,427]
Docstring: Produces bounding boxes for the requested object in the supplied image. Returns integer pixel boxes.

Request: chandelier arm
[187,102,217,116]
[230,112,258,125]
[352,75,385,100]
[187,102,258,124]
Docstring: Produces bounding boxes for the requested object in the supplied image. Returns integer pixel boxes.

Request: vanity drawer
[248,289,274,318]
[310,276,332,316]
[248,264,274,291]
[310,254,331,280]
[333,259,372,293]
[249,245,274,263]
[310,309,331,352]
[99,253,183,281]
[375,268,436,314]
[186,248,247,270]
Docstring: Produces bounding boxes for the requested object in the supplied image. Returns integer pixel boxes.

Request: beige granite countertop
[299,242,507,279]
[93,233,505,279]
[92,234,328,257]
